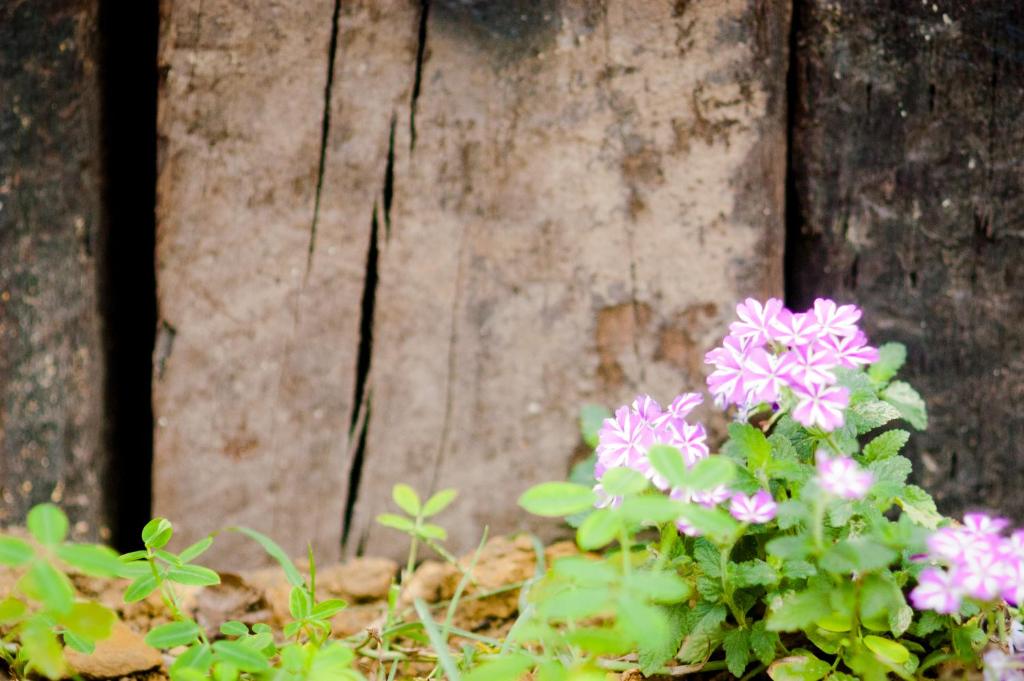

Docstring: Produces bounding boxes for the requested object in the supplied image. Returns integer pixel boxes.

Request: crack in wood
[409,0,431,152]
[383,114,396,240]
[306,0,343,275]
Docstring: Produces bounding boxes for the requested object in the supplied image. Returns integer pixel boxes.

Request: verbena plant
[1,297,1022,680]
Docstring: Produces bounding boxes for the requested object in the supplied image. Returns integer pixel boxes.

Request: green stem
[812,494,827,554]
[619,529,632,578]
[720,538,747,627]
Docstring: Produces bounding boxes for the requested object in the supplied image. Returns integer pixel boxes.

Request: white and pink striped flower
[768,309,820,347]
[729,297,784,346]
[812,298,863,339]
[742,348,797,403]
[910,568,962,614]
[817,331,880,369]
[815,452,873,499]
[729,490,778,524]
[792,383,849,432]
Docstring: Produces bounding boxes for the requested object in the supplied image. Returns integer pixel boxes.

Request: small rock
[331,603,386,637]
[65,621,163,678]
[400,561,458,606]
[318,558,397,602]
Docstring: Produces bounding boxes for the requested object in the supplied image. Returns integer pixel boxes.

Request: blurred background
[1,0,1022,568]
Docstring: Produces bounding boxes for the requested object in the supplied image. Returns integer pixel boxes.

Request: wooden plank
[790,2,1024,518]
[152,0,373,566]
[0,0,108,539]
[345,0,791,557]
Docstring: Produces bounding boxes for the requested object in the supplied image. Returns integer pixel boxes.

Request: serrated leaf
[696,576,722,601]
[580,404,611,449]
[0,536,34,566]
[782,560,817,580]
[620,600,676,676]
[724,628,751,677]
[725,423,772,467]
[146,620,202,649]
[677,604,727,663]
[767,589,832,631]
[882,381,928,430]
[749,621,779,665]
[862,430,910,462]
[820,539,895,574]
[391,484,421,516]
[731,559,779,587]
[869,343,907,384]
[897,485,943,529]
[422,489,457,517]
[519,482,596,517]
[766,535,811,561]
[27,504,69,545]
[850,400,902,434]
[694,538,721,577]
[868,455,913,485]
[909,610,945,637]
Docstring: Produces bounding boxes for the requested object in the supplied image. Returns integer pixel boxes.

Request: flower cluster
[815,451,874,500]
[705,298,879,431]
[910,513,1024,615]
[594,393,777,533]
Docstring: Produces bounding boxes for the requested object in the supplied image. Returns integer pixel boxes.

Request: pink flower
[656,420,710,466]
[596,406,653,470]
[958,547,1012,600]
[812,298,863,339]
[670,488,701,537]
[729,297,784,346]
[910,568,962,614]
[592,483,622,509]
[692,485,732,508]
[743,348,797,403]
[792,383,849,432]
[1002,559,1024,607]
[789,343,839,387]
[769,309,820,347]
[963,513,1011,537]
[706,335,754,407]
[631,394,662,421]
[817,331,880,369]
[815,452,873,499]
[656,393,703,423]
[729,490,777,524]
[928,527,986,562]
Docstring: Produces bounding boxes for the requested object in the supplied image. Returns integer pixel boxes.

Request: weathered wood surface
[790,2,1024,519]
[0,0,108,538]
[154,0,790,565]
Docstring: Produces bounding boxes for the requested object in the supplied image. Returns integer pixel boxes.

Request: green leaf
[167,564,221,587]
[0,596,27,624]
[897,485,943,529]
[909,611,946,638]
[392,484,421,516]
[146,620,202,649]
[889,604,914,638]
[416,523,448,541]
[575,508,619,550]
[312,599,347,619]
[882,381,928,430]
[766,535,812,561]
[124,573,159,603]
[24,560,74,613]
[27,504,69,545]
[768,654,831,681]
[619,495,686,525]
[648,445,688,489]
[859,574,905,631]
[519,482,596,517]
[629,571,691,603]
[21,619,66,679]
[676,504,739,541]
[220,621,249,637]
[685,456,737,491]
[376,514,415,532]
[694,538,721,577]
[63,630,95,654]
[731,559,779,588]
[862,430,910,462]
[600,467,649,496]
[724,423,772,467]
[869,343,907,383]
[213,661,240,681]
[820,539,896,574]
[723,628,751,677]
[171,642,214,676]
[696,575,722,601]
[212,640,272,673]
[60,602,116,641]
[422,489,457,517]
[766,589,832,632]
[868,456,913,485]
[141,518,173,549]
[564,627,632,656]
[749,621,779,665]
[537,586,612,621]
[863,635,910,664]
[463,653,533,681]
[229,526,305,588]
[553,556,617,585]
[289,586,312,620]
[618,598,675,675]
[781,560,817,580]
[850,400,902,434]
[677,603,727,664]
[56,544,123,577]
[413,599,461,681]
[0,536,34,566]
[580,404,611,449]
[179,536,215,563]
